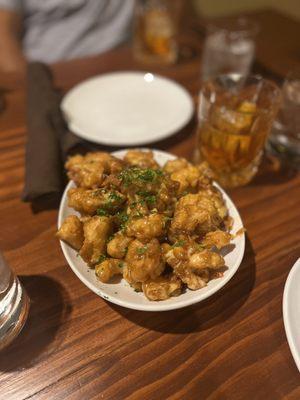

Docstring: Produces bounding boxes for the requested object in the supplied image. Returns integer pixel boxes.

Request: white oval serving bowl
[58,149,245,311]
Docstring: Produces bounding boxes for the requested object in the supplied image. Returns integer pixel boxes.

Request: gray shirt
[0,0,134,63]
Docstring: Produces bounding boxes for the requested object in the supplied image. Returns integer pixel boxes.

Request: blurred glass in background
[0,252,29,350]
[268,70,300,168]
[197,74,281,188]
[201,17,258,81]
[133,0,182,64]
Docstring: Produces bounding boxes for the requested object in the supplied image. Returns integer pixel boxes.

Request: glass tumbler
[201,17,258,81]
[0,252,29,351]
[268,69,300,168]
[197,74,281,188]
[133,0,181,64]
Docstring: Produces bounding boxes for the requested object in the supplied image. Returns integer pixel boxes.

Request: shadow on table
[30,193,62,213]
[110,235,256,334]
[0,275,72,372]
[249,154,297,187]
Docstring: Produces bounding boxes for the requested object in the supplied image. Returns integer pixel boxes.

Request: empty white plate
[61,72,194,146]
[58,149,245,312]
[283,257,300,371]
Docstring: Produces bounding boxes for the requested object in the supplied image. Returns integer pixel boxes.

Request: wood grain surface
[0,9,300,400]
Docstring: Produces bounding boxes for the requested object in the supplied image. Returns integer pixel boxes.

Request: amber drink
[197,75,281,187]
[133,0,181,64]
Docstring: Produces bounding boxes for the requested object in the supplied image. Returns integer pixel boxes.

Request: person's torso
[22,0,134,62]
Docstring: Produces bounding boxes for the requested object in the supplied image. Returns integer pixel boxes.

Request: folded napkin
[22,62,81,202]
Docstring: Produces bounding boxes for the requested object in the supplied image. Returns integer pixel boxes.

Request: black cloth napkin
[22,62,81,202]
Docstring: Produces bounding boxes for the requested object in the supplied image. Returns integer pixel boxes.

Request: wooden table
[1,9,300,400]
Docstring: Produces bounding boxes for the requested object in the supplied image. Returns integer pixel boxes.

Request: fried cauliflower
[57,150,234,301]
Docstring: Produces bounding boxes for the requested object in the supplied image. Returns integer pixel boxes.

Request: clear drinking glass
[132,0,181,64]
[0,252,29,350]
[268,69,300,167]
[197,74,281,188]
[201,17,258,81]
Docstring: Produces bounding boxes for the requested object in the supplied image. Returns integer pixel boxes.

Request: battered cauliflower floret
[65,154,105,188]
[80,216,113,265]
[171,165,202,194]
[65,154,83,172]
[172,263,209,290]
[165,247,224,290]
[95,258,125,283]
[65,152,124,189]
[124,239,165,283]
[123,266,143,292]
[188,249,225,271]
[168,161,214,194]
[156,179,179,212]
[142,274,182,301]
[107,233,133,259]
[101,173,122,191]
[165,247,207,290]
[124,150,159,169]
[124,175,177,214]
[160,243,172,262]
[84,152,124,175]
[56,215,83,250]
[197,187,228,219]
[170,193,222,238]
[165,245,189,267]
[126,213,166,241]
[118,167,164,197]
[202,230,231,249]
[163,158,191,174]
[127,199,149,218]
[68,188,125,215]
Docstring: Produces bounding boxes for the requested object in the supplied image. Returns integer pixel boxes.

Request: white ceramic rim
[61,71,194,146]
[283,257,300,372]
[58,148,245,311]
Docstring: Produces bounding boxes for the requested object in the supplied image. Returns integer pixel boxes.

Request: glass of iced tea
[133,0,181,65]
[197,74,281,188]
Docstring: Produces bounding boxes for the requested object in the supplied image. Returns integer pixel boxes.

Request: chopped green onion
[172,240,186,248]
[97,254,107,264]
[136,246,147,255]
[97,208,108,216]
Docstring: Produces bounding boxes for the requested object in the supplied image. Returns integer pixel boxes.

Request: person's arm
[0,9,26,76]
